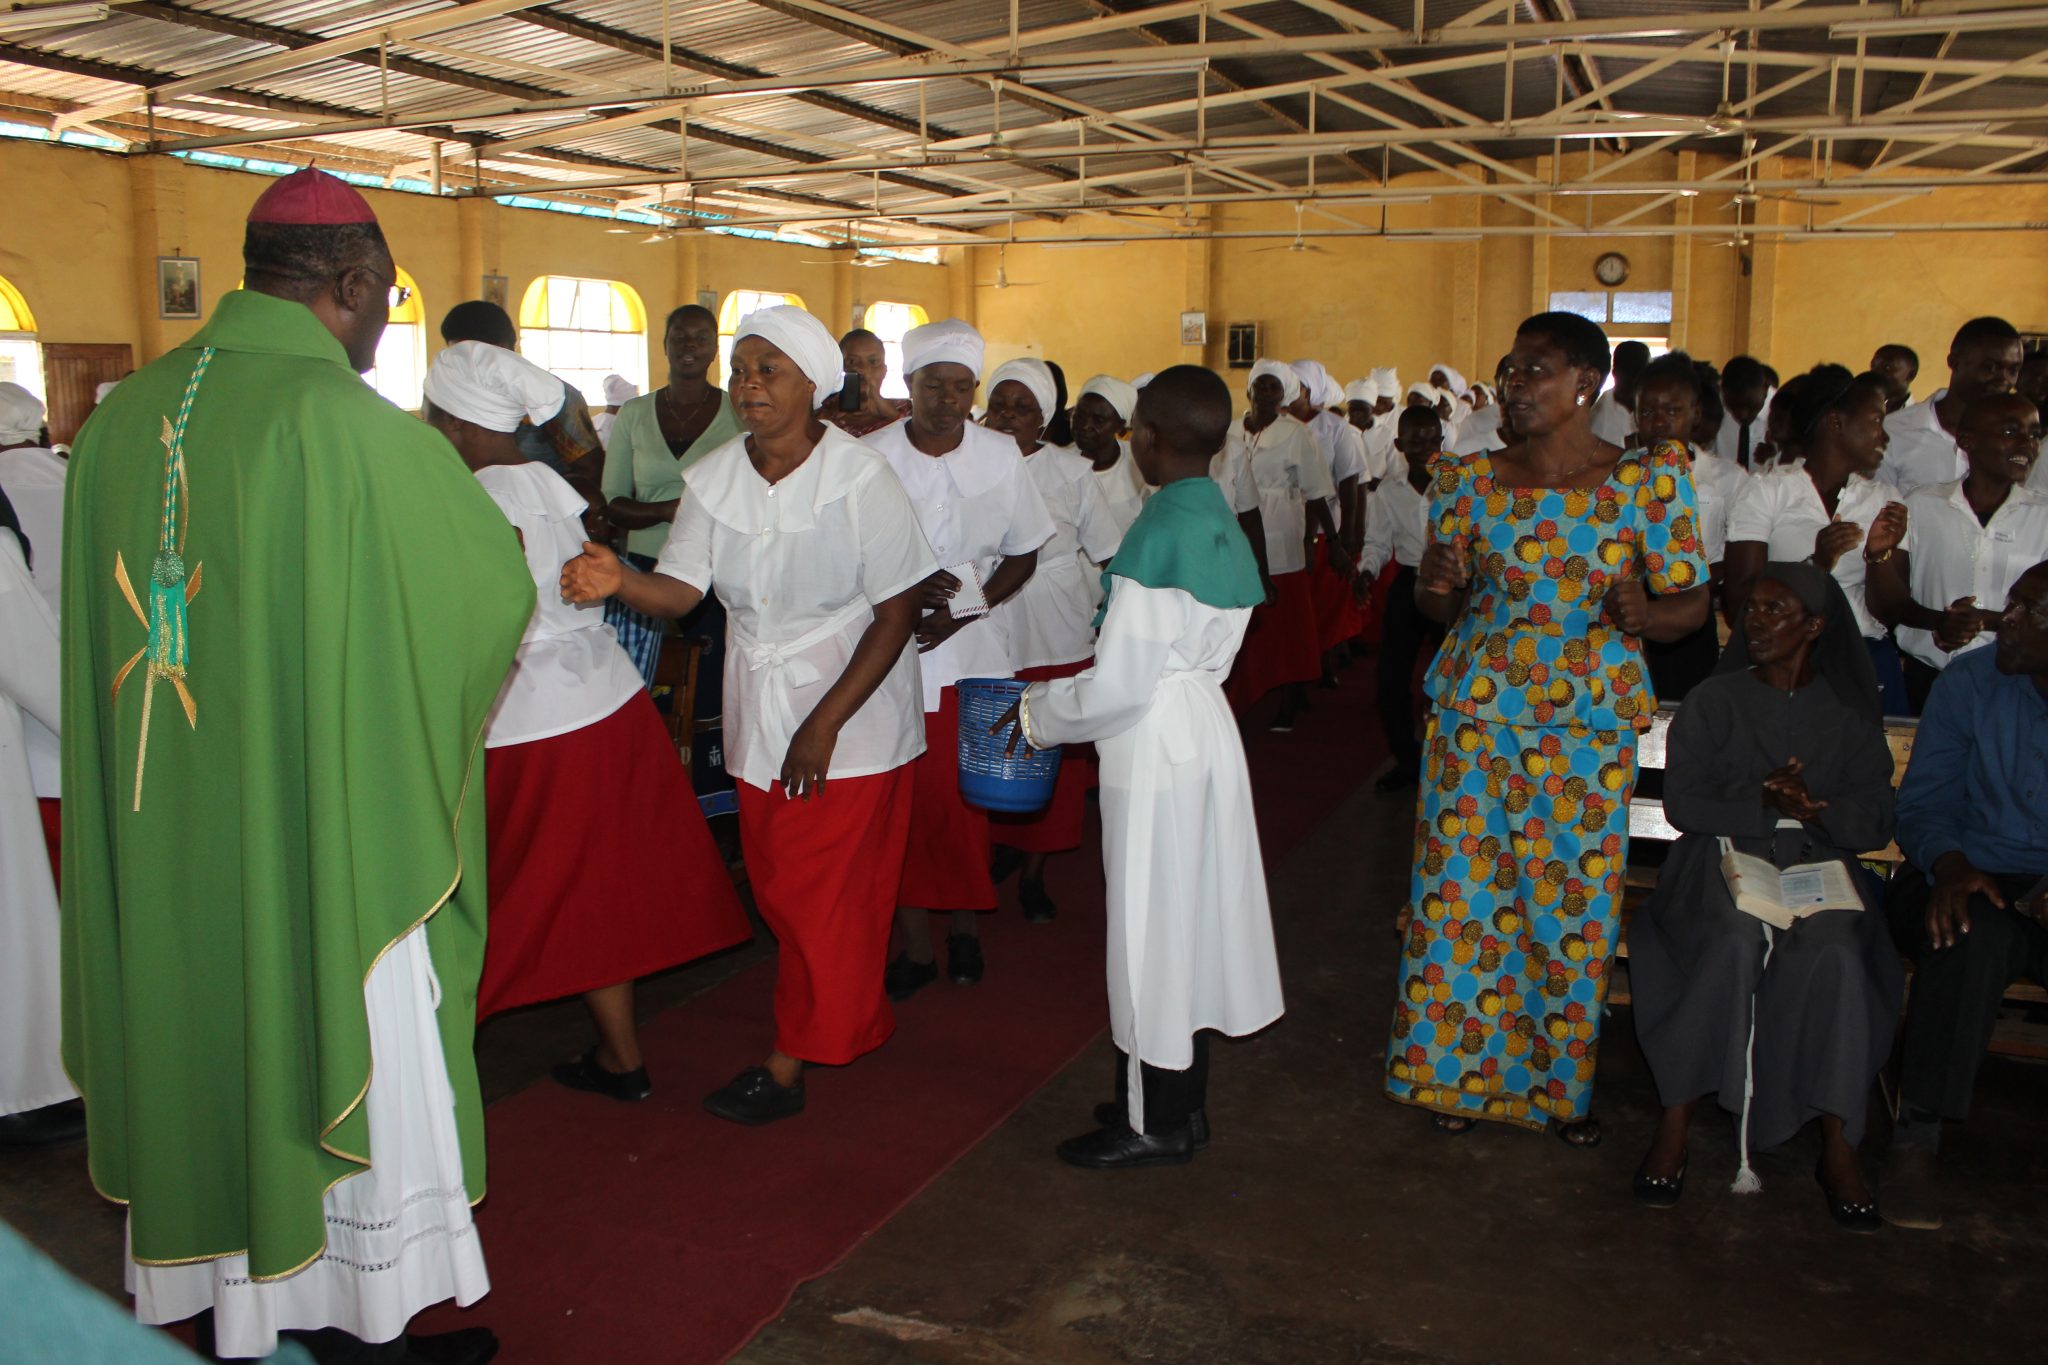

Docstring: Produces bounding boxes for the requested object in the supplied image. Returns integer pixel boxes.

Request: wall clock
[1594,251,1630,287]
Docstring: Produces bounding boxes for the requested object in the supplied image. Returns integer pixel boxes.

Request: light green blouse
[600,388,743,557]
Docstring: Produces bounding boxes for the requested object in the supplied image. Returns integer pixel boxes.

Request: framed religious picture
[1179,310,1208,346]
[157,257,201,320]
[481,274,510,310]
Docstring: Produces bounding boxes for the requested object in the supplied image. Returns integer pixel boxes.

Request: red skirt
[38,797,59,892]
[738,767,913,1064]
[1226,569,1322,710]
[1309,542,1363,652]
[897,686,996,911]
[478,692,751,1018]
[990,659,1096,855]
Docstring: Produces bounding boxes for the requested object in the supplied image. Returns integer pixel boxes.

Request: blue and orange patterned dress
[1383,439,1707,1130]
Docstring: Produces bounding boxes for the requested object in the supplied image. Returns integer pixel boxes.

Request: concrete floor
[5,677,2044,1363]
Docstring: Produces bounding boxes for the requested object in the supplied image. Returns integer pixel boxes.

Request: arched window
[0,275,41,402]
[716,289,806,385]
[366,266,425,410]
[861,301,930,399]
[519,276,648,399]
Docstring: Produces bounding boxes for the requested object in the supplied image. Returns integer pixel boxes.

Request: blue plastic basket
[955,677,1063,813]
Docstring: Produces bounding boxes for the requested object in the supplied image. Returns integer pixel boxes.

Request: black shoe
[551,1048,652,1103]
[1818,1162,1883,1233]
[403,1328,502,1365]
[1633,1152,1688,1209]
[703,1067,806,1126]
[1269,706,1301,734]
[884,952,938,1001]
[947,932,984,985]
[990,845,1026,884]
[0,1099,86,1148]
[1375,765,1419,794]
[1020,877,1057,924]
[1057,1123,1194,1170]
[1092,1101,1209,1149]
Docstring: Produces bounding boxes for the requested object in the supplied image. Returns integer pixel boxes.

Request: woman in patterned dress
[1382,312,1711,1145]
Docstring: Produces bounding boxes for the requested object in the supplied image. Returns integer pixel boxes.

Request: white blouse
[1307,410,1366,531]
[1229,414,1335,575]
[658,425,936,788]
[1686,443,1752,567]
[1898,480,2048,669]
[1090,439,1151,536]
[478,463,645,749]
[998,444,1125,671]
[1359,473,1431,577]
[867,419,1055,711]
[1727,464,1911,639]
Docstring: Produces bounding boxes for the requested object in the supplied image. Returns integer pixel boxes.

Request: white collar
[686,424,873,533]
[876,419,1015,499]
[477,460,585,521]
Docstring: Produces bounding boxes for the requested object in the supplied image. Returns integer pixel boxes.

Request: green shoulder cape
[1097,473,1264,623]
[60,290,533,1279]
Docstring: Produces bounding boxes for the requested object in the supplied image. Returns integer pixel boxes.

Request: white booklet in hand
[1718,840,1864,931]
[942,562,991,619]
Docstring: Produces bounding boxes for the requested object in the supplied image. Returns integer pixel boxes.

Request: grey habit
[1629,563,1905,1151]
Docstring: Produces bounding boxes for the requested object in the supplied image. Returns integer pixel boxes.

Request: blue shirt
[1897,647,2048,876]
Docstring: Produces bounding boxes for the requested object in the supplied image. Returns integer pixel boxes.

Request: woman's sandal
[1433,1112,1477,1136]
[1553,1116,1603,1149]
[1633,1152,1688,1208]
[1816,1161,1883,1233]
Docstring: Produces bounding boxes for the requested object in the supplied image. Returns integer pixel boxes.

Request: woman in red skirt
[982,358,1125,920]
[562,305,935,1125]
[425,342,750,1104]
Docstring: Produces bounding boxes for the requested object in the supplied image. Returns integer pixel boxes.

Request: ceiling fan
[1252,203,1335,256]
[976,245,1039,290]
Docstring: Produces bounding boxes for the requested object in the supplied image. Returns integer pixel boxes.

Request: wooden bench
[1610,704,2048,1056]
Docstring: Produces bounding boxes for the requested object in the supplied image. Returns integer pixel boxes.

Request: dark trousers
[1113,1033,1210,1135]
[1901,652,1942,717]
[1376,566,1446,770]
[1888,865,2048,1120]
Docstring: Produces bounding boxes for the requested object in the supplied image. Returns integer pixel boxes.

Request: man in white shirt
[1881,316,2024,496]
[1359,407,1446,791]
[1869,392,2048,712]
[1871,343,1919,415]
[1714,355,1773,469]
[1589,340,1649,448]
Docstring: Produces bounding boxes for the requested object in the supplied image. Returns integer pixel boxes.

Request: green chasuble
[59,290,534,1280]
[1097,474,1264,622]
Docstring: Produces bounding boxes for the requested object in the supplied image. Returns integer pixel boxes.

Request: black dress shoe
[551,1048,652,1102]
[947,932,984,985]
[0,1099,86,1148]
[884,952,938,1001]
[403,1328,501,1365]
[1818,1162,1883,1233]
[1375,766,1419,793]
[1632,1152,1688,1209]
[1092,1101,1209,1149]
[1020,878,1057,924]
[1057,1123,1194,1170]
[703,1067,805,1126]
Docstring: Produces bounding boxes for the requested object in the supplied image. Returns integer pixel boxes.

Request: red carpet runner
[415,671,1388,1361]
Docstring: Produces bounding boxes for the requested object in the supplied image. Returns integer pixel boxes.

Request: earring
[1577,395,1588,406]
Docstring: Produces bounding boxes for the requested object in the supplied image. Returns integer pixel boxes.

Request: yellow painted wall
[0,137,953,385]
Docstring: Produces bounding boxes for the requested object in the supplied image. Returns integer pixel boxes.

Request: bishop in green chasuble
[59,171,533,1299]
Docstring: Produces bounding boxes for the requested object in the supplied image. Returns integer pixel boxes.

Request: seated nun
[1628,562,1902,1232]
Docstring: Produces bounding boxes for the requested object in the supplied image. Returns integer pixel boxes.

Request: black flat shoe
[884,952,938,1001]
[703,1067,805,1126]
[1056,1123,1194,1170]
[551,1048,652,1103]
[1375,767,1419,794]
[1092,1101,1210,1149]
[1432,1112,1476,1136]
[0,1099,86,1147]
[1633,1152,1688,1208]
[1020,878,1057,924]
[947,932,984,985]
[403,1328,502,1365]
[1818,1163,1883,1233]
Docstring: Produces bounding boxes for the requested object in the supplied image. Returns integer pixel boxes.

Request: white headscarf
[1079,374,1138,423]
[1248,358,1302,405]
[425,341,567,432]
[1132,371,1156,391]
[94,379,122,405]
[1344,378,1379,406]
[902,317,985,379]
[601,374,639,407]
[1407,381,1443,407]
[986,356,1057,423]
[734,304,841,408]
[1428,363,1470,398]
[1371,366,1400,398]
[0,382,48,444]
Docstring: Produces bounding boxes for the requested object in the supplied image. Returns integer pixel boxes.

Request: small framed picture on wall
[157,257,201,320]
[1179,310,1208,346]
[481,274,510,309]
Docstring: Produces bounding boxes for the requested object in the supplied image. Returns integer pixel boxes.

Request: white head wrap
[902,317,985,379]
[425,340,568,432]
[986,356,1057,424]
[1344,378,1379,406]
[1248,358,1302,405]
[1407,381,1443,406]
[1132,371,1156,391]
[0,382,48,444]
[601,374,638,407]
[1371,366,1399,398]
[1428,363,1470,398]
[95,379,121,405]
[734,304,841,408]
[1078,374,1138,423]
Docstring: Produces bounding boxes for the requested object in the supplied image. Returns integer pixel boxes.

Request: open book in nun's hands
[1718,840,1864,931]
